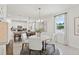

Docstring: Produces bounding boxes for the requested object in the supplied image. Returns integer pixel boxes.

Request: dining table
[23,34,50,51]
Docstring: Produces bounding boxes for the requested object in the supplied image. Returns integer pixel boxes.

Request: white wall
[68,6,79,48]
[11,20,27,28]
[0,5,7,18]
[45,16,54,37]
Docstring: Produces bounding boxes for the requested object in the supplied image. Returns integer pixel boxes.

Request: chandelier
[35,8,44,33]
[38,8,41,22]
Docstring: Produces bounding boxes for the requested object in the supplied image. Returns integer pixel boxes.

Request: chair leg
[29,50,31,55]
[39,51,42,55]
[45,43,47,51]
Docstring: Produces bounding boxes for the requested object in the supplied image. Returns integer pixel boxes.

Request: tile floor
[55,43,79,55]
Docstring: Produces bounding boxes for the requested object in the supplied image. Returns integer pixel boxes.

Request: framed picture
[74,17,79,35]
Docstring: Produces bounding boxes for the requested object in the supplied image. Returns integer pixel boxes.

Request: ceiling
[7,4,79,19]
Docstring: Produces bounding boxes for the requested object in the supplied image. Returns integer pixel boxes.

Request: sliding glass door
[55,14,65,33]
[54,13,67,45]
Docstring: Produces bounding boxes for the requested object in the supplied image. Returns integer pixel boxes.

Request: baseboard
[55,41,68,46]
[68,44,79,49]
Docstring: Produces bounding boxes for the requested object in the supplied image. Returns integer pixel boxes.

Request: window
[55,14,66,33]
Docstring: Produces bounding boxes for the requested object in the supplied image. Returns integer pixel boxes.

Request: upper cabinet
[0,5,7,19]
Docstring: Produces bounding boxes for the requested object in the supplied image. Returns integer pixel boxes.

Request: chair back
[29,37,42,50]
[41,32,50,39]
[21,33,27,41]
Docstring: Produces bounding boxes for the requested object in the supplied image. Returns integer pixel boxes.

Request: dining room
[0,4,79,55]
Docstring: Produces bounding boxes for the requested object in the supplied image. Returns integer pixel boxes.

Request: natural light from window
[55,14,65,33]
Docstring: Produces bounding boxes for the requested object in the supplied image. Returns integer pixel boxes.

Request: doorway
[54,13,68,45]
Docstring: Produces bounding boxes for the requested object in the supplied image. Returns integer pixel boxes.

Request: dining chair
[45,33,56,44]
[29,37,42,55]
[21,32,28,43]
[41,32,51,50]
[20,43,29,55]
[6,40,13,55]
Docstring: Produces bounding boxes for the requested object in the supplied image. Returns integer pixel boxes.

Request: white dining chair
[21,33,28,43]
[45,33,56,44]
[29,37,42,55]
[41,32,51,50]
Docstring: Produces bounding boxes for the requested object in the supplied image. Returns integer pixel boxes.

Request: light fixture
[0,7,3,19]
[38,8,41,22]
[36,8,44,33]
